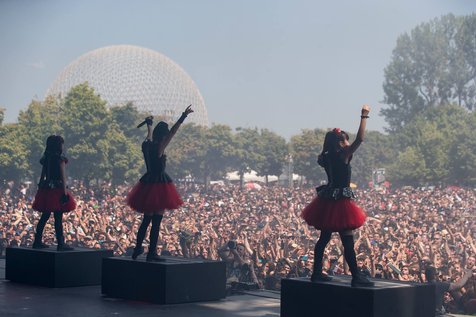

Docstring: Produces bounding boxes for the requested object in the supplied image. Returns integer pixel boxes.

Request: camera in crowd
[227,240,237,250]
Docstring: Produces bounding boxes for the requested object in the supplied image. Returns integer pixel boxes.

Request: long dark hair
[152,121,169,143]
[45,135,64,155]
[318,128,349,168]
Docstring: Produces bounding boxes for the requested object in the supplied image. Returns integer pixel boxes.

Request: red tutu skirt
[32,188,77,212]
[302,196,366,231]
[126,182,183,213]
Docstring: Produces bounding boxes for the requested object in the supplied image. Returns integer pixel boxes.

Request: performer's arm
[449,269,472,291]
[59,160,67,194]
[346,104,370,157]
[158,105,193,156]
[146,123,152,141]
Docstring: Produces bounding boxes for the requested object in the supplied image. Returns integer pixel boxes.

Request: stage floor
[0,259,470,317]
[0,259,279,317]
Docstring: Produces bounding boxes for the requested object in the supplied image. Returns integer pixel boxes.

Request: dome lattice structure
[46,45,208,125]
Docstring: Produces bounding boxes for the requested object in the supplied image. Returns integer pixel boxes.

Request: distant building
[46,45,208,125]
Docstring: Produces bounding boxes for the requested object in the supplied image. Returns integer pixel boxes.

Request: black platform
[5,246,113,288]
[281,276,435,317]
[102,256,226,304]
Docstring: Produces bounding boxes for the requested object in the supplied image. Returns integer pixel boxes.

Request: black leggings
[35,211,64,242]
[314,230,358,276]
[135,214,163,255]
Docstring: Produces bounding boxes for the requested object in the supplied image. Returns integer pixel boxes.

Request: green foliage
[382,13,476,132]
[387,146,427,186]
[203,124,236,181]
[2,82,476,187]
[110,102,146,143]
[0,107,5,126]
[232,127,265,184]
[387,104,473,186]
[0,124,29,182]
[351,131,394,186]
[17,96,63,180]
[255,129,288,183]
[61,83,110,181]
[290,129,326,185]
[448,112,476,185]
[167,123,207,180]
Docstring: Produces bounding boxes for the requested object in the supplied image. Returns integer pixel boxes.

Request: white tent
[226,170,278,183]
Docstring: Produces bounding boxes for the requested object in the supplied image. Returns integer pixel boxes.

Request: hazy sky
[1,0,475,138]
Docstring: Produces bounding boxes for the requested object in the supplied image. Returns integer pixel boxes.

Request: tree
[167,123,207,181]
[387,146,427,186]
[0,107,5,126]
[350,131,394,186]
[290,129,326,184]
[382,14,476,132]
[17,96,63,181]
[0,124,29,182]
[447,111,476,185]
[233,127,265,188]
[61,83,110,182]
[202,124,236,184]
[387,104,472,186]
[110,102,147,143]
[255,129,288,185]
[106,122,143,185]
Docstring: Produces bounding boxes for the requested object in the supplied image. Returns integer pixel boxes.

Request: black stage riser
[281,276,435,317]
[5,247,113,287]
[102,256,226,304]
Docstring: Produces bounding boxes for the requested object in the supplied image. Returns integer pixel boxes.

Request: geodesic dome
[46,45,208,125]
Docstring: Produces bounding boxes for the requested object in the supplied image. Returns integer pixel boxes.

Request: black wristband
[361,115,369,119]
[178,112,187,124]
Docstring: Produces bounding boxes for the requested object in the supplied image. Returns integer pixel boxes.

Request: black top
[325,152,351,188]
[317,152,355,200]
[38,153,67,189]
[139,140,173,183]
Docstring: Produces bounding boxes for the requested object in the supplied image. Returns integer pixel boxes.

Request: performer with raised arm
[32,135,76,251]
[302,105,374,287]
[127,105,193,261]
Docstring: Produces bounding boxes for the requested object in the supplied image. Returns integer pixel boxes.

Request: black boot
[32,239,49,249]
[132,246,144,260]
[341,233,374,287]
[33,212,50,249]
[55,212,74,251]
[311,231,332,282]
[132,215,152,260]
[146,214,164,262]
[351,273,374,287]
[311,270,332,282]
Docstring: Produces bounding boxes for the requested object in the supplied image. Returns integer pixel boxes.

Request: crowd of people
[1,181,475,314]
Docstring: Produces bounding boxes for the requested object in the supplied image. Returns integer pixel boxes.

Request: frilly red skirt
[302,196,366,231]
[126,182,183,213]
[32,188,77,212]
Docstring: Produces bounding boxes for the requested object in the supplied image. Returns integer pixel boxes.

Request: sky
[1,0,475,139]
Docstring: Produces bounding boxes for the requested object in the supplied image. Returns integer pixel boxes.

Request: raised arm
[158,105,193,156]
[346,105,370,157]
[449,269,472,291]
[146,121,153,140]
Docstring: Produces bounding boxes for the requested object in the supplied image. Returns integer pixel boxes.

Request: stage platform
[0,259,472,317]
[5,246,113,287]
[102,255,226,304]
[282,276,434,317]
[0,258,278,317]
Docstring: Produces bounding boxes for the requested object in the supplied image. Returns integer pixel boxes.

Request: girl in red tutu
[32,135,76,251]
[127,105,193,261]
[302,105,373,287]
